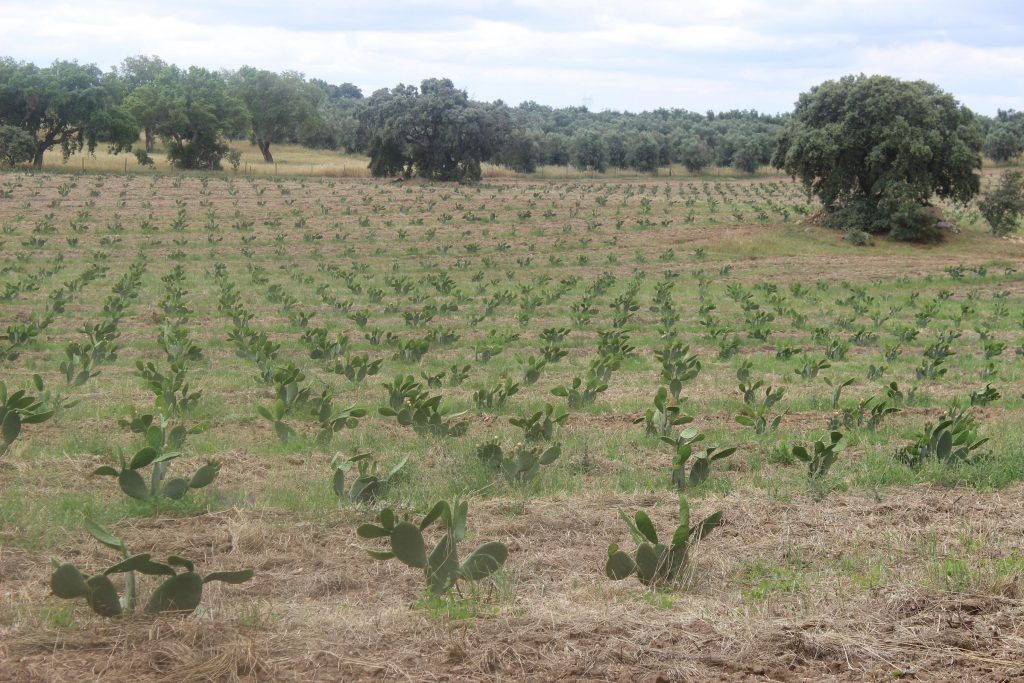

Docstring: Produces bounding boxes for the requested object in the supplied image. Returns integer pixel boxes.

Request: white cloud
[0,0,1019,113]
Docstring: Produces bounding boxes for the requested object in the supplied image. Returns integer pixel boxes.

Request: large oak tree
[773,74,983,241]
[125,66,248,170]
[0,59,136,168]
[361,79,507,182]
[230,67,318,163]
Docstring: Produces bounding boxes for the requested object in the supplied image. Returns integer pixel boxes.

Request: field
[1,166,1024,682]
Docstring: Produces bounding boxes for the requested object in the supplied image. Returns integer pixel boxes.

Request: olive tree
[570,129,608,172]
[979,171,1024,236]
[628,132,660,173]
[114,55,171,152]
[678,135,713,174]
[984,119,1023,163]
[773,74,983,241]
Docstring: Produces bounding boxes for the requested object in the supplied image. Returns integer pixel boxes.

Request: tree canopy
[0,59,136,168]
[984,111,1024,163]
[114,55,171,152]
[0,54,1016,186]
[230,67,318,163]
[360,79,508,181]
[126,66,249,170]
[773,74,983,241]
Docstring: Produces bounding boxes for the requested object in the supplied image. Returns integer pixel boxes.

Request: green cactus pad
[50,563,88,599]
[459,541,508,580]
[117,469,149,500]
[426,534,459,594]
[160,478,190,499]
[145,572,204,613]
[390,522,427,568]
[203,569,254,584]
[189,461,220,488]
[605,548,637,580]
[104,554,175,577]
[84,574,122,617]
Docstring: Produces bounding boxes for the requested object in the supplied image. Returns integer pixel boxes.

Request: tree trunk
[258,140,274,164]
[33,143,45,169]
[145,129,154,153]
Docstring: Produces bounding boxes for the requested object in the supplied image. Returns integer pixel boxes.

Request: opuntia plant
[517,355,547,386]
[94,414,218,500]
[635,386,693,437]
[379,388,468,437]
[331,451,408,503]
[331,353,383,383]
[472,378,520,411]
[655,342,700,402]
[357,500,508,595]
[49,519,252,617]
[257,398,296,444]
[896,405,988,467]
[509,402,568,442]
[661,427,736,488]
[791,431,846,480]
[311,389,367,446]
[0,375,57,456]
[735,385,785,434]
[135,359,202,413]
[605,495,722,588]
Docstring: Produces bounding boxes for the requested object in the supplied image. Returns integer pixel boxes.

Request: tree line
[0,55,788,176]
[0,56,1021,185]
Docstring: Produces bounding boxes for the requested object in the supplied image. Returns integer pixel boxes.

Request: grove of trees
[983,110,1024,163]
[0,55,793,175]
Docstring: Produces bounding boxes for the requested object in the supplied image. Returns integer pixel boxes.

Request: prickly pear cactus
[357,500,509,595]
[48,520,253,617]
[605,495,722,588]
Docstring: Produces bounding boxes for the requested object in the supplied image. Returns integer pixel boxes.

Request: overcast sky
[1,0,1021,115]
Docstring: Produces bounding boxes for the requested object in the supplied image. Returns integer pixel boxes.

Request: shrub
[0,125,36,166]
[133,149,155,167]
[979,171,1024,236]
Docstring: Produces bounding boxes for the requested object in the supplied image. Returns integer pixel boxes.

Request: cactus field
[2,170,1024,681]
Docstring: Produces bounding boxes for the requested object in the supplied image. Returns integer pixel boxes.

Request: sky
[1,0,1022,115]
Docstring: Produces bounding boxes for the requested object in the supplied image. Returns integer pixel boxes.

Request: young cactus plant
[357,501,508,595]
[331,451,408,503]
[791,430,846,480]
[0,375,57,456]
[475,438,561,486]
[735,385,785,434]
[661,428,736,489]
[93,414,218,500]
[508,402,568,442]
[606,495,723,588]
[500,442,561,485]
[634,386,693,437]
[49,519,253,617]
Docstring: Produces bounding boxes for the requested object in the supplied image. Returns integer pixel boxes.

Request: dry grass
[38,143,794,181]
[40,142,373,178]
[3,488,1024,681]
